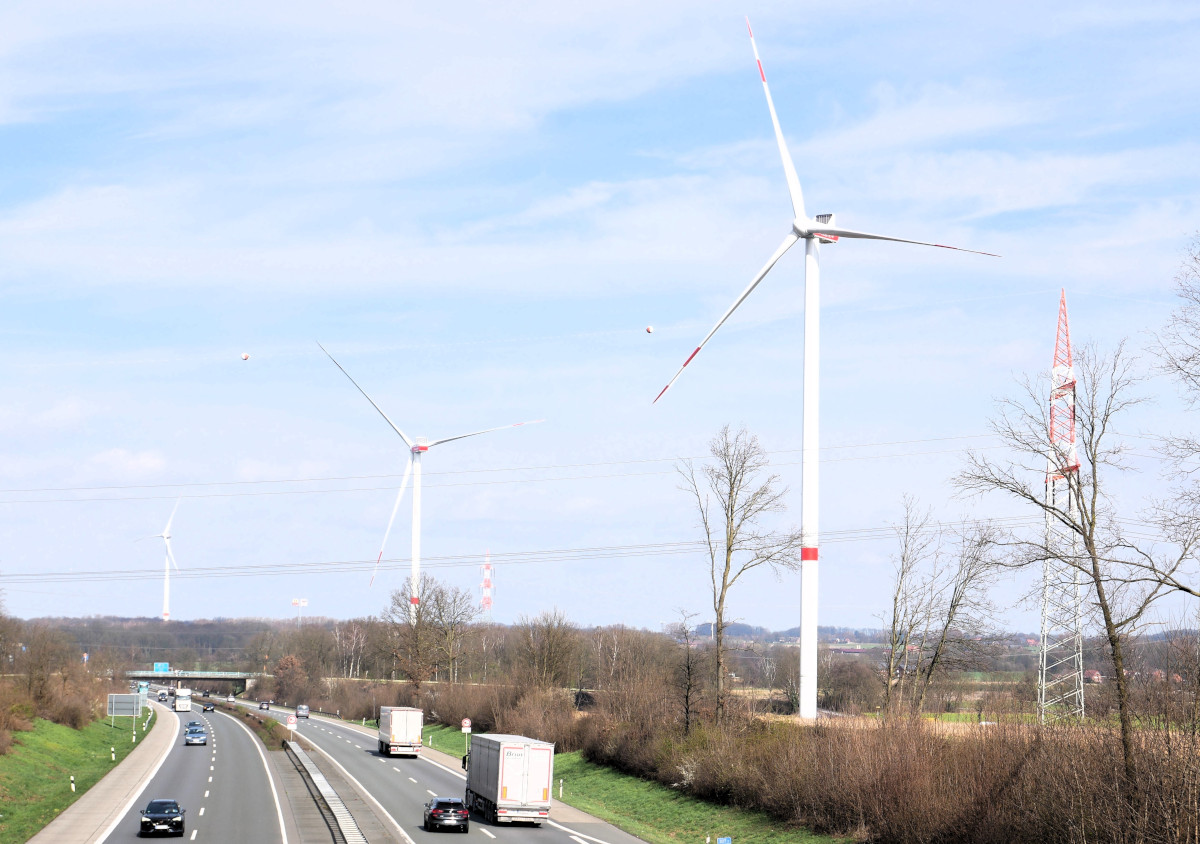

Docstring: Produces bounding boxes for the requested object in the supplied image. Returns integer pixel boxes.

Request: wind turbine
[653,20,998,719]
[319,344,541,606]
[141,500,181,623]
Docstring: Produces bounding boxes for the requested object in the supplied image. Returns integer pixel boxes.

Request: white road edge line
[219,710,289,844]
[300,734,417,844]
[548,819,616,844]
[571,836,588,844]
[419,755,465,780]
[96,702,180,844]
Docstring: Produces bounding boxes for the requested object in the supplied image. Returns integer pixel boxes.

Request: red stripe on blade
[801,547,818,561]
[653,384,670,404]
[684,346,701,366]
[757,60,765,82]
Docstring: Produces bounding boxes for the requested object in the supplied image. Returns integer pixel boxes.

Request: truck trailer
[173,688,192,712]
[377,706,423,756]
[463,734,554,826]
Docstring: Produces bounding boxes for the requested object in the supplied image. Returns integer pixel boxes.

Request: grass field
[0,712,155,844]
[423,725,838,844]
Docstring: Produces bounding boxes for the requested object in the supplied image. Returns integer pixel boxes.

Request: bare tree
[333,619,369,679]
[514,609,578,688]
[426,583,481,682]
[671,612,703,734]
[678,426,802,724]
[880,497,940,714]
[383,573,440,690]
[957,342,1200,782]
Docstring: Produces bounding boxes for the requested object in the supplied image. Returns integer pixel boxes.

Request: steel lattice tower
[1038,289,1086,723]
[480,551,493,618]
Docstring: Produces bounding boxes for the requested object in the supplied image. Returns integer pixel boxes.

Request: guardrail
[284,741,368,844]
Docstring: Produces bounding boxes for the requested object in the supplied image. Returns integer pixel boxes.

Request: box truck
[377,706,423,756]
[173,688,192,712]
[463,734,554,826]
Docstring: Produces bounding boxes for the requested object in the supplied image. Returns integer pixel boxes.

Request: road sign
[153,662,170,673]
[461,717,471,734]
[717,838,732,844]
[286,714,298,730]
[107,694,141,717]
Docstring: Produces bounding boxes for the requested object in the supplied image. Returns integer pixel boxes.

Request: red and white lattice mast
[480,551,494,618]
[1038,289,1085,722]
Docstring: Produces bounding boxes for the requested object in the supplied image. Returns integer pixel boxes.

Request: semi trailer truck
[377,706,423,756]
[463,734,554,826]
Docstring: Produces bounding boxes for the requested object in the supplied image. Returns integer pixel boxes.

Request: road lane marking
[210,766,214,771]
[480,830,495,839]
[426,789,437,796]
[571,837,588,844]
[199,807,205,816]
[219,710,290,844]
[95,701,179,844]
[298,735,416,844]
[208,776,212,782]
[408,777,417,783]
[190,831,197,841]
[355,744,362,749]
[547,820,617,844]
[204,790,209,798]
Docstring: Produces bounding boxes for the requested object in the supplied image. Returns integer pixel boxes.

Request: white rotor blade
[371,456,414,587]
[654,230,801,403]
[747,18,806,221]
[163,498,181,535]
[317,342,415,447]
[810,225,1000,257]
[428,419,544,448]
[165,538,180,573]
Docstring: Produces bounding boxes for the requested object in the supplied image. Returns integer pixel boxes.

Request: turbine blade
[165,539,180,573]
[810,225,1000,257]
[163,497,181,535]
[747,18,806,220]
[317,342,415,447]
[371,457,414,587]
[654,230,801,403]
[428,419,544,448]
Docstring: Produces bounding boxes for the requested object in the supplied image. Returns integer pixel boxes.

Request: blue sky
[1,2,1199,632]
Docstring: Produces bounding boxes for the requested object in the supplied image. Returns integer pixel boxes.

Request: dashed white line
[199,807,205,817]
[204,790,209,798]
[208,776,212,783]
[354,744,362,749]
[209,765,214,771]
[408,776,417,782]
[190,831,197,841]
[480,830,496,839]
[426,789,437,796]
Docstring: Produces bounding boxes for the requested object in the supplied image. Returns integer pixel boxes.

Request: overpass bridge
[125,669,270,693]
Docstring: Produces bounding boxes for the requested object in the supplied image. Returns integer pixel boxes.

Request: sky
[1,1,1199,634]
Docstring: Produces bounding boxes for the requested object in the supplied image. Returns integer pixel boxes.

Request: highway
[104,703,286,843]
[244,702,642,844]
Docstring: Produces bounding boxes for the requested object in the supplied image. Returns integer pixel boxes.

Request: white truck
[377,706,423,756]
[173,688,192,713]
[463,734,554,826]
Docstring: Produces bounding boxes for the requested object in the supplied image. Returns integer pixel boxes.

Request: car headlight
[173,816,182,822]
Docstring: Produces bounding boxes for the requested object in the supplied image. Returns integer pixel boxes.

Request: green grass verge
[0,711,155,844]
[423,725,837,844]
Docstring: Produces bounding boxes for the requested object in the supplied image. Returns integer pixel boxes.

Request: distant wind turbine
[139,500,181,623]
[653,20,998,719]
[318,344,542,606]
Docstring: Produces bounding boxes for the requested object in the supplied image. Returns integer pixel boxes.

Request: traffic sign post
[286,713,297,739]
[461,718,472,734]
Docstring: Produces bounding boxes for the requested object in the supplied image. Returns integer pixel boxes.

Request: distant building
[1084,669,1103,684]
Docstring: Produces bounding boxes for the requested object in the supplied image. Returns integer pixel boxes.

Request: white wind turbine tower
[142,500,181,623]
[654,20,998,719]
[319,344,541,607]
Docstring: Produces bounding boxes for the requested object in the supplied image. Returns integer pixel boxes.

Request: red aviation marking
[410,596,419,605]
[411,445,429,453]
[746,17,753,38]
[757,60,766,82]
[653,384,671,404]
[801,548,818,561]
[684,346,701,366]
[815,233,839,243]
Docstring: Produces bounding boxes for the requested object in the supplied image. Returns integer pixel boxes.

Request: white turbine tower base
[654,20,997,720]
[319,344,542,609]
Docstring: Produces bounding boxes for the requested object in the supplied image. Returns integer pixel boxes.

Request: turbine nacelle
[793,213,838,241]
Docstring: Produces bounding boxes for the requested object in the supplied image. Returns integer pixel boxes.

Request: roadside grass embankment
[0,712,155,844]
[422,725,840,844]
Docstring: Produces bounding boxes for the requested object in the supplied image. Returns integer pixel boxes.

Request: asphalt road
[105,705,286,843]
[246,702,642,844]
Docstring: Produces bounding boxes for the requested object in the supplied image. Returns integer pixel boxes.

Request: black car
[139,798,185,836]
[423,797,469,832]
[201,690,210,698]
[201,702,215,712]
